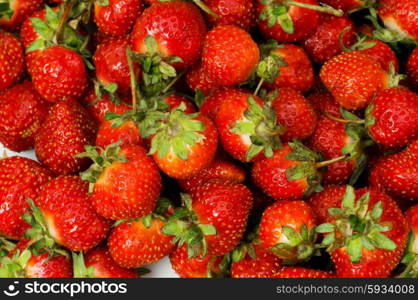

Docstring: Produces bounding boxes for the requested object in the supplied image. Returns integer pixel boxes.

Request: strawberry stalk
[315,155,348,169]
[126,47,139,113]
[54,0,77,44]
[284,0,343,16]
[162,71,185,94]
[324,112,365,124]
[193,0,220,19]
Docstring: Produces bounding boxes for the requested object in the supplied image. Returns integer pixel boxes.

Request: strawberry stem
[338,26,354,52]
[315,155,347,168]
[193,0,220,19]
[254,78,265,96]
[54,0,76,44]
[324,112,365,124]
[284,0,343,16]
[126,47,139,113]
[162,71,185,94]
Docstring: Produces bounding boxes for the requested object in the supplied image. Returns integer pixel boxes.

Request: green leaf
[342,186,355,210]
[198,224,217,236]
[145,35,158,54]
[370,232,396,251]
[316,223,335,233]
[370,201,383,221]
[347,235,363,263]
[282,226,302,246]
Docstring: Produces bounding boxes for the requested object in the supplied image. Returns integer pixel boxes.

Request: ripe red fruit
[407,47,418,89]
[0,0,43,31]
[95,119,142,149]
[80,144,161,220]
[308,89,341,117]
[94,0,143,37]
[83,246,138,278]
[320,51,390,110]
[32,45,88,103]
[259,200,317,262]
[131,1,207,70]
[0,30,24,91]
[163,94,196,114]
[308,185,347,223]
[273,267,332,278]
[366,87,418,148]
[202,25,260,86]
[0,157,52,240]
[405,205,418,254]
[0,81,49,152]
[108,217,175,268]
[353,39,399,73]
[303,14,356,64]
[36,176,112,251]
[320,0,370,12]
[186,62,219,96]
[200,87,234,121]
[35,99,97,175]
[270,88,318,142]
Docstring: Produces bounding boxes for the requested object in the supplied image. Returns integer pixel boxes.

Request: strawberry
[169,244,224,278]
[256,0,343,43]
[320,0,373,12]
[0,157,52,240]
[79,143,161,220]
[35,99,97,175]
[270,88,318,142]
[163,94,196,114]
[0,81,49,152]
[186,62,219,96]
[95,119,142,149]
[215,90,282,162]
[320,51,392,110]
[378,0,418,41]
[308,185,347,223]
[94,0,143,37]
[202,25,260,86]
[396,205,418,277]
[273,267,332,278]
[406,205,418,255]
[0,0,43,31]
[407,47,418,89]
[200,87,235,121]
[316,186,409,277]
[33,176,112,251]
[308,89,342,117]
[302,14,356,64]
[204,0,256,31]
[365,87,418,148]
[74,246,139,278]
[0,30,24,92]
[163,180,253,257]
[231,243,282,278]
[178,152,246,192]
[259,200,317,263]
[131,1,207,70]
[31,45,88,103]
[108,200,175,268]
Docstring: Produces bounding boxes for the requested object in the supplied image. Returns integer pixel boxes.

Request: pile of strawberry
[0,0,417,279]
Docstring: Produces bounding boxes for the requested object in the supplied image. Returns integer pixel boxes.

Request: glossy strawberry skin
[0,81,49,152]
[35,99,97,175]
[251,144,309,200]
[320,0,366,11]
[407,47,418,89]
[131,1,207,70]
[0,30,24,92]
[202,25,260,86]
[108,218,175,268]
[31,46,88,103]
[273,267,332,278]
[186,62,219,96]
[256,0,320,42]
[190,180,253,256]
[26,250,73,278]
[308,185,347,223]
[308,89,342,117]
[303,14,356,65]
[164,94,196,114]
[378,0,418,40]
[85,245,138,278]
[36,176,112,252]
[405,205,418,254]
[358,40,399,73]
[271,88,318,142]
[200,87,235,121]
[231,244,282,278]
[0,157,52,240]
[93,145,161,220]
[96,120,143,149]
[367,88,418,148]
[94,0,143,37]
[320,51,389,110]
[0,0,43,31]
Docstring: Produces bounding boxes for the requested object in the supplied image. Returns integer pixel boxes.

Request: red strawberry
[178,152,246,192]
[0,0,43,31]
[80,143,161,220]
[186,62,219,96]
[81,246,138,278]
[108,208,175,267]
[320,0,372,12]
[0,30,24,91]
[163,180,253,256]
[169,245,224,278]
[35,99,97,175]
[407,47,418,89]
[308,185,347,223]
[320,51,391,110]
[365,87,418,148]
[270,88,318,142]
[31,45,88,103]
[34,176,112,251]
[204,0,256,31]
[200,87,234,121]
[316,187,408,277]
[131,1,207,70]
[0,157,52,240]
[378,0,418,41]
[256,0,343,42]
[94,0,143,37]
[95,119,142,149]
[202,25,260,86]
[0,81,49,152]
[308,89,342,117]
[273,267,332,278]
[303,14,356,64]
[259,200,317,262]
[163,94,196,114]
[215,89,282,162]
[406,205,418,254]
[231,243,282,278]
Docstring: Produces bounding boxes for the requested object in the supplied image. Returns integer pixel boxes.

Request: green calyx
[0,1,13,20]
[270,224,317,264]
[231,243,257,263]
[316,186,396,264]
[0,248,32,278]
[95,0,109,6]
[231,96,283,162]
[77,141,128,193]
[397,233,418,278]
[72,252,95,278]
[92,80,120,106]
[257,40,287,83]
[162,194,217,258]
